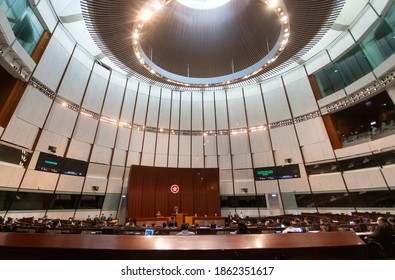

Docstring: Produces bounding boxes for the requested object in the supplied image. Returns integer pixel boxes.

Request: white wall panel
[309,173,346,192]
[274,147,303,166]
[155,154,168,167]
[101,74,126,119]
[203,92,216,130]
[36,0,58,32]
[66,139,91,161]
[141,152,155,166]
[115,127,131,150]
[382,165,395,186]
[270,126,299,151]
[317,89,347,107]
[232,154,252,169]
[0,164,24,187]
[44,103,78,138]
[127,151,140,166]
[130,130,144,152]
[233,169,253,181]
[134,84,150,125]
[83,177,107,194]
[218,155,232,169]
[295,118,329,146]
[146,87,161,127]
[302,141,336,163]
[374,53,395,77]
[244,85,266,126]
[36,129,68,156]
[192,136,203,155]
[95,122,117,148]
[120,80,138,122]
[252,151,275,168]
[279,175,310,193]
[219,181,234,195]
[230,134,250,154]
[1,115,39,149]
[250,131,272,153]
[180,92,192,130]
[168,134,179,163]
[56,175,84,193]
[179,135,190,155]
[204,135,217,156]
[178,155,190,168]
[192,155,204,168]
[15,86,52,128]
[284,76,318,116]
[234,181,255,195]
[214,91,228,129]
[86,163,110,178]
[73,115,98,144]
[156,133,169,154]
[327,31,356,61]
[158,89,171,129]
[168,155,178,167]
[33,36,70,92]
[57,57,90,104]
[343,168,387,190]
[217,135,230,155]
[345,72,376,96]
[107,178,123,193]
[205,156,217,168]
[349,5,379,41]
[82,64,110,113]
[112,149,127,166]
[142,132,157,154]
[220,169,233,181]
[227,89,246,129]
[256,180,279,194]
[90,145,112,164]
[262,78,291,122]
[192,93,203,130]
[305,51,332,74]
[52,25,75,53]
[20,170,58,191]
[170,92,180,130]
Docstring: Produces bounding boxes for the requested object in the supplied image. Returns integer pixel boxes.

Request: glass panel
[295,193,315,208]
[102,193,121,211]
[305,161,339,175]
[220,195,266,208]
[8,191,53,210]
[315,64,345,97]
[338,155,377,171]
[78,195,105,209]
[0,189,18,211]
[0,143,31,167]
[49,194,80,210]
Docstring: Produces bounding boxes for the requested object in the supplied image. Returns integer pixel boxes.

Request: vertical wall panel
[15,86,52,128]
[1,115,40,149]
[158,89,172,129]
[36,129,68,156]
[120,79,138,123]
[112,149,127,166]
[57,56,91,105]
[170,91,181,130]
[73,115,99,144]
[141,132,156,166]
[168,134,179,167]
[146,87,161,127]
[215,91,228,130]
[133,84,150,125]
[44,104,78,138]
[101,73,126,119]
[227,88,246,129]
[192,135,204,168]
[262,77,291,122]
[244,84,266,126]
[203,92,216,131]
[66,139,91,161]
[155,133,169,167]
[192,92,203,130]
[81,65,110,113]
[180,92,191,130]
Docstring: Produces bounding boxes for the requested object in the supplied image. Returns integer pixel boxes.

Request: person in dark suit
[177,223,195,235]
[365,217,393,248]
[167,216,178,228]
[235,221,250,234]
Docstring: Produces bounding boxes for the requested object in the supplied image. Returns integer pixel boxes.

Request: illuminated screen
[254,164,300,180]
[35,152,62,173]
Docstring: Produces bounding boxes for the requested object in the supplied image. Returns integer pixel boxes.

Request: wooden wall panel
[128,166,220,219]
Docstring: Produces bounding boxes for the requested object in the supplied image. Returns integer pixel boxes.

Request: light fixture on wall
[285,158,292,164]
[92,186,99,192]
[241,188,248,193]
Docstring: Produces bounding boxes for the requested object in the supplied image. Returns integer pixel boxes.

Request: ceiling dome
[81,0,345,89]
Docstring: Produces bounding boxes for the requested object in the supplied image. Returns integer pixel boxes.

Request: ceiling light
[176,0,231,10]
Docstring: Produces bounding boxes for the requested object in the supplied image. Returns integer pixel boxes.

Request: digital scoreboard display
[254,164,301,180]
[35,152,62,173]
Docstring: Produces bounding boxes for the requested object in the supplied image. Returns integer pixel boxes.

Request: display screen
[62,157,88,176]
[35,152,62,173]
[254,164,301,180]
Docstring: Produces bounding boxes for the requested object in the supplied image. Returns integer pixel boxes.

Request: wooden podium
[175,213,185,227]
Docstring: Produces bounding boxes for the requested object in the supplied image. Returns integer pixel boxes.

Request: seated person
[387,217,395,234]
[235,221,250,234]
[282,218,302,234]
[365,217,393,248]
[177,223,195,235]
[167,216,178,228]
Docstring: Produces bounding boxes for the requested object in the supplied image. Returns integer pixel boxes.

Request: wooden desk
[185,216,225,227]
[135,217,170,226]
[0,231,368,260]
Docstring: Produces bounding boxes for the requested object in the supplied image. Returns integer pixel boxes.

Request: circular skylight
[176,0,231,10]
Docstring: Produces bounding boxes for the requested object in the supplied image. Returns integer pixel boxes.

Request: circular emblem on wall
[170,184,179,194]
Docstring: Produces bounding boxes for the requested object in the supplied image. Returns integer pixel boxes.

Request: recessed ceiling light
[176,0,231,10]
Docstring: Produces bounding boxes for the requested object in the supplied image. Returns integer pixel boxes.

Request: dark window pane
[0,190,18,211]
[8,191,53,210]
[78,195,105,209]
